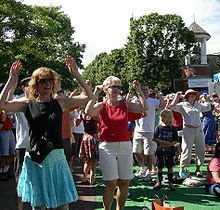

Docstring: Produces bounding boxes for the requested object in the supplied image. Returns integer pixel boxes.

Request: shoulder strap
[45,99,53,139]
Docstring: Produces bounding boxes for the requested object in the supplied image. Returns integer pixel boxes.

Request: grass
[94,159,220,210]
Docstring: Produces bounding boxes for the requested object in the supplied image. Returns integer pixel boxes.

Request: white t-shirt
[73,110,84,134]
[15,112,29,149]
[134,97,160,133]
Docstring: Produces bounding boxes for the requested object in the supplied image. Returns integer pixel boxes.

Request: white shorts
[132,132,156,155]
[99,141,133,181]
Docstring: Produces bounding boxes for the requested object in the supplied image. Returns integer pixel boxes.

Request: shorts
[14,148,26,184]
[132,132,156,155]
[155,150,175,168]
[63,138,72,161]
[99,141,133,181]
[0,130,15,156]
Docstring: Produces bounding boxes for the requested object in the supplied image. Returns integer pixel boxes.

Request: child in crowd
[153,109,178,191]
[78,108,100,185]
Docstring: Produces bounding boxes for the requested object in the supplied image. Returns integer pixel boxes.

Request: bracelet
[137,92,142,96]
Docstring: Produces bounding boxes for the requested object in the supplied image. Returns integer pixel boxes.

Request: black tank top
[25,99,63,149]
[83,117,98,136]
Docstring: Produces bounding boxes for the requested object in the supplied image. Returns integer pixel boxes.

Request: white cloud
[24,0,220,66]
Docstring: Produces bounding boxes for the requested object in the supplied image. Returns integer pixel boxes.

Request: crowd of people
[0,59,220,210]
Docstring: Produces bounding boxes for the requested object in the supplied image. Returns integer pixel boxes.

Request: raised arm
[0,61,28,113]
[58,56,95,111]
[153,90,165,109]
[170,91,182,107]
[200,93,211,112]
[165,95,173,109]
[65,56,94,100]
[126,80,148,113]
[85,85,103,117]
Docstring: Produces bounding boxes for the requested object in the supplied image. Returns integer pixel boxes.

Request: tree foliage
[83,49,129,93]
[83,13,195,94]
[0,0,85,93]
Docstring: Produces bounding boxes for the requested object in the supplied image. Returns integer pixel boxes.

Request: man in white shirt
[133,84,165,181]
[13,77,30,210]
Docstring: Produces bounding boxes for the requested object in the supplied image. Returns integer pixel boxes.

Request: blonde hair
[160,109,173,126]
[29,67,58,99]
[103,76,121,93]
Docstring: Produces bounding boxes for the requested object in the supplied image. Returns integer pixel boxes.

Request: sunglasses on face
[108,85,121,89]
[39,78,54,84]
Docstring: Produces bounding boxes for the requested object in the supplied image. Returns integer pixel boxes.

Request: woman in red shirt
[85,76,148,210]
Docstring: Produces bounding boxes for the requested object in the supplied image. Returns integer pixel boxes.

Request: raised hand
[132,80,141,91]
[85,80,91,87]
[65,56,78,75]
[126,91,133,101]
[177,91,182,96]
[94,85,103,96]
[69,89,77,98]
[9,61,21,78]
[201,93,208,101]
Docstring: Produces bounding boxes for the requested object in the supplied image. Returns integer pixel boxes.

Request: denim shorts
[0,130,15,156]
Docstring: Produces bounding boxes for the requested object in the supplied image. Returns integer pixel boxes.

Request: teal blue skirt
[18,149,78,208]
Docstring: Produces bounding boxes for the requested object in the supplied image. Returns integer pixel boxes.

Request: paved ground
[0,148,215,210]
[0,159,97,210]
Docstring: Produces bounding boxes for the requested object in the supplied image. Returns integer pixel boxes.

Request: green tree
[0,0,85,93]
[125,13,195,93]
[83,48,129,94]
[83,13,195,95]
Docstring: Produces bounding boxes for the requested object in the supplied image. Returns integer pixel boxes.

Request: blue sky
[24,0,220,67]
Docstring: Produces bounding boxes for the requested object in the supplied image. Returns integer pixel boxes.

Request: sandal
[195,170,203,177]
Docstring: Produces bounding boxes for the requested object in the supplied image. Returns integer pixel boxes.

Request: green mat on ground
[94,160,220,209]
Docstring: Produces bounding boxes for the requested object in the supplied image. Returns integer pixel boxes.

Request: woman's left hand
[9,61,21,79]
[65,56,78,75]
[94,85,103,96]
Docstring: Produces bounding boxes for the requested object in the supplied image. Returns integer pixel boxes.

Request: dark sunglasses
[39,78,54,84]
[108,85,121,89]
